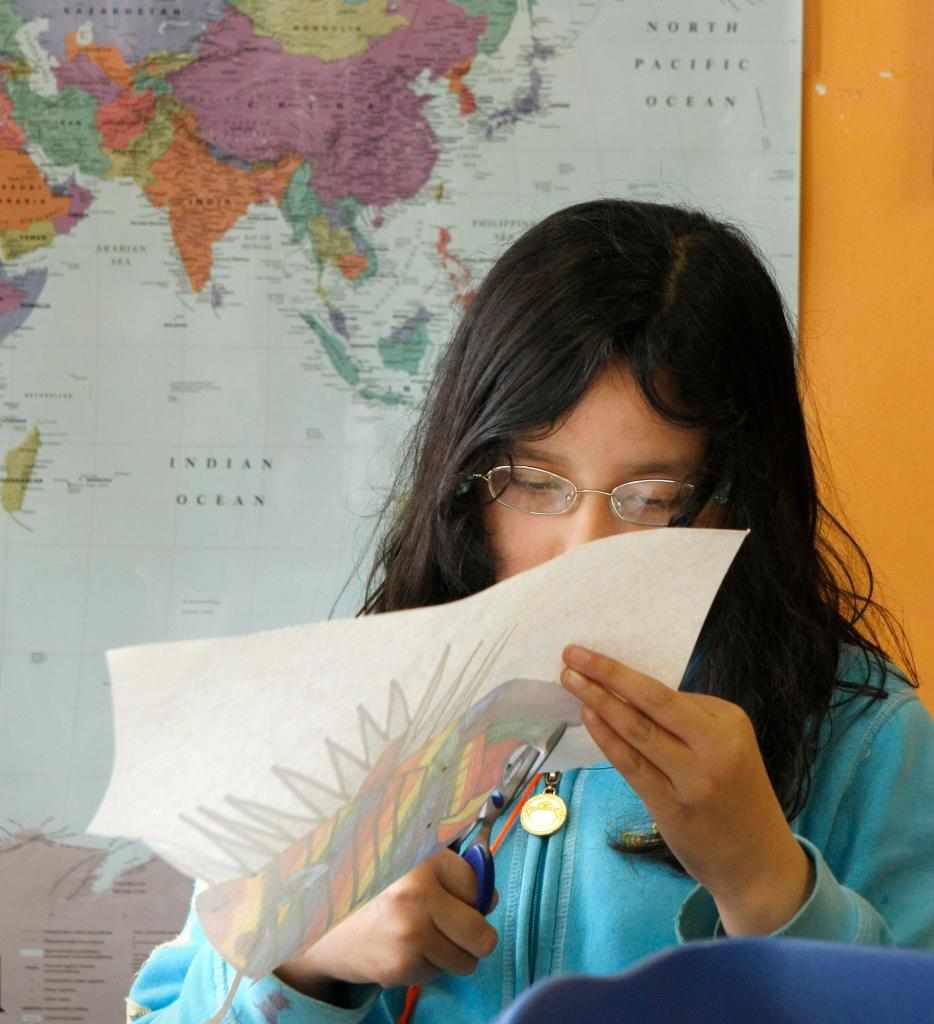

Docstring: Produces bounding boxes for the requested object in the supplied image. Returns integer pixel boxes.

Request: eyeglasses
[469,465,713,528]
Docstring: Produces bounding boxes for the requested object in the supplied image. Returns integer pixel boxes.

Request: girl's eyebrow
[508,443,558,463]
[508,444,697,479]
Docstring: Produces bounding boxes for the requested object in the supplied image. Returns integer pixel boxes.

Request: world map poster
[0,0,802,1017]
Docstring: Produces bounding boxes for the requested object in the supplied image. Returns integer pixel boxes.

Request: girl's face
[482,366,721,582]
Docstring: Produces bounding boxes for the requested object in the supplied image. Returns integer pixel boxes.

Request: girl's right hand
[273,849,499,1002]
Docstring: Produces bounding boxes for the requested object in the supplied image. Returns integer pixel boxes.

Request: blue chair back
[492,938,934,1024]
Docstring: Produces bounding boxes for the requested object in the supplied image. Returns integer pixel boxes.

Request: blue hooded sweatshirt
[127,649,934,1024]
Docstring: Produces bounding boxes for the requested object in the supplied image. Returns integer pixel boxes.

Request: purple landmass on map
[326,205,350,230]
[0,267,47,342]
[13,0,227,61]
[54,53,123,104]
[390,306,431,344]
[484,68,542,140]
[328,307,349,340]
[169,3,485,207]
[51,179,95,234]
[380,0,487,80]
[529,37,556,62]
[483,37,553,140]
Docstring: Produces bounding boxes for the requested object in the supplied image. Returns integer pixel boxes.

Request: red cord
[397,984,421,1024]
[397,772,544,1024]
[491,773,541,854]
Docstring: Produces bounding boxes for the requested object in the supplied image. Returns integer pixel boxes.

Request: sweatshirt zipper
[526,771,562,980]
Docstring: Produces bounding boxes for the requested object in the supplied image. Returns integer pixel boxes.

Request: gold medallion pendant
[521,772,567,836]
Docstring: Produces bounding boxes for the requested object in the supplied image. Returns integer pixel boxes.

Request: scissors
[457,724,567,914]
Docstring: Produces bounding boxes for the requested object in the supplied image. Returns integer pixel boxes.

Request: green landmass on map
[282,163,324,243]
[359,386,408,406]
[451,0,518,54]
[301,312,415,406]
[301,311,360,386]
[285,167,378,284]
[378,318,431,375]
[8,81,110,177]
[0,0,25,61]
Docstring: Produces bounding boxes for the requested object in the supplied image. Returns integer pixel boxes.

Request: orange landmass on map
[337,252,369,280]
[97,89,156,149]
[64,32,134,89]
[0,149,70,232]
[0,90,26,148]
[443,57,477,117]
[145,112,300,293]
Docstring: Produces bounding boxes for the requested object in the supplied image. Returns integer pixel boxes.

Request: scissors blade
[477,722,568,831]
[461,723,569,912]
[449,722,569,854]
[503,724,566,802]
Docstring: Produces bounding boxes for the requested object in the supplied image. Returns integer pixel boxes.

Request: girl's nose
[555,491,636,554]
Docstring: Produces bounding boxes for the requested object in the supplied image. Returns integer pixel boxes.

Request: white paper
[89,527,746,976]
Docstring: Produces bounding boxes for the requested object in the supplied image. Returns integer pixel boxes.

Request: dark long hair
[358,199,917,867]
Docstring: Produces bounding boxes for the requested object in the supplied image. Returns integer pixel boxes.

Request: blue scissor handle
[463,842,495,914]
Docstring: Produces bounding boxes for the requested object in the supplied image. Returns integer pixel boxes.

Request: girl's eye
[517,478,558,492]
[612,482,685,521]
[508,467,563,488]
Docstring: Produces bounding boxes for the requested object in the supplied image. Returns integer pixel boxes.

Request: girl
[129,200,934,1023]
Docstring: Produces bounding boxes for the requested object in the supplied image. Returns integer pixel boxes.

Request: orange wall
[800,2,934,709]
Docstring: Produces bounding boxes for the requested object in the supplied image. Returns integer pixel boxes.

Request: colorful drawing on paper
[182,632,581,983]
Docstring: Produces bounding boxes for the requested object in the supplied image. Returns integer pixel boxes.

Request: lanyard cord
[396,772,544,1024]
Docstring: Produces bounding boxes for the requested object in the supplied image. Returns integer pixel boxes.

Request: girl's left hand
[561,645,815,936]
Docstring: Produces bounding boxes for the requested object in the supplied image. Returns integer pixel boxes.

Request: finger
[563,646,708,744]
[430,885,500,962]
[430,847,499,921]
[581,706,673,809]
[420,925,483,978]
[430,850,499,955]
[404,958,445,986]
[432,848,482,905]
[561,667,691,780]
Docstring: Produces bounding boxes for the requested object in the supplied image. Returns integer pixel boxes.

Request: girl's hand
[561,645,814,936]
[274,849,499,1002]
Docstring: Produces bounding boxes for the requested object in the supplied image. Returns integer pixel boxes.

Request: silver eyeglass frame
[468,465,700,528]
